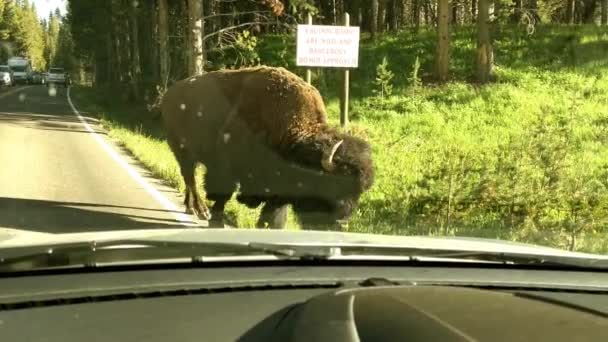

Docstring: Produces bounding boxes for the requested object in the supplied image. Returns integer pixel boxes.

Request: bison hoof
[194,207,212,221]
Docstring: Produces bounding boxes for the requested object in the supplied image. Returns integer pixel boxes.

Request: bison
[160,66,374,229]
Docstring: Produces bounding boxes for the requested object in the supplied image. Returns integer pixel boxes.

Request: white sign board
[296,25,360,68]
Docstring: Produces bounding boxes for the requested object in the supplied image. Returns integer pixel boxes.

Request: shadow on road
[0,112,105,134]
[0,197,192,234]
[0,86,104,134]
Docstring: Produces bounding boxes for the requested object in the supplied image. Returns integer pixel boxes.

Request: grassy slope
[71,25,608,253]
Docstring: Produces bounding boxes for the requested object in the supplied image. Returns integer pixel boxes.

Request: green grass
[72,25,608,254]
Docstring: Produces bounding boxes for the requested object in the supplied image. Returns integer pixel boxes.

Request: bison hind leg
[173,151,211,220]
[204,166,237,228]
[257,202,288,229]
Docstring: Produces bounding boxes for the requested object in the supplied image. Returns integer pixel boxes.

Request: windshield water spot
[18,93,26,102]
[223,133,231,143]
[297,182,303,188]
[48,87,57,97]
[196,111,203,117]
[264,188,270,193]
[247,173,253,178]
[179,143,185,149]
[180,103,186,110]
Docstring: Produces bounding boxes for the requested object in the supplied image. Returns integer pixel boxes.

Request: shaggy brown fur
[161,66,374,228]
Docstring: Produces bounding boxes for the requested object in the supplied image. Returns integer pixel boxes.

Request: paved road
[0,84,200,233]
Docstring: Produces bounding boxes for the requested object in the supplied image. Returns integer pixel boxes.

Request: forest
[2,0,608,253]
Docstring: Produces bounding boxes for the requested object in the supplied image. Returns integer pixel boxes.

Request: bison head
[286,132,374,229]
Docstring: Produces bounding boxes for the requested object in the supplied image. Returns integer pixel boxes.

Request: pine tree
[45,12,60,68]
[373,56,394,98]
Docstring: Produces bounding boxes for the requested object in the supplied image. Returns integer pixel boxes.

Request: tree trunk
[387,0,398,30]
[413,0,420,28]
[332,0,338,24]
[146,0,158,81]
[378,0,386,33]
[158,0,169,86]
[401,0,409,28]
[188,0,204,76]
[423,0,430,25]
[582,0,597,24]
[436,0,450,82]
[371,0,379,39]
[602,0,607,25]
[510,0,521,23]
[128,0,141,100]
[452,1,458,25]
[109,0,122,84]
[494,0,501,20]
[476,0,493,83]
[566,0,575,24]
[471,0,477,22]
[529,0,540,23]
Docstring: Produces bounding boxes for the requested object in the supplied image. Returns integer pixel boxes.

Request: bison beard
[160,66,374,229]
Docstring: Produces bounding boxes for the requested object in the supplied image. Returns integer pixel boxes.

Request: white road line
[65,87,197,226]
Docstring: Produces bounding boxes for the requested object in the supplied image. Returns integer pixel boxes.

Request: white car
[46,67,68,87]
[0,65,13,87]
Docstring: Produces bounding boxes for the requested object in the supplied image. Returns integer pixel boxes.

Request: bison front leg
[257,202,288,229]
[183,188,193,214]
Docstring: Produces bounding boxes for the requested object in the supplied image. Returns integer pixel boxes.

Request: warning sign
[296,25,360,68]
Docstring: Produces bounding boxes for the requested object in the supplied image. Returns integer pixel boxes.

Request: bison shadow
[0,197,195,234]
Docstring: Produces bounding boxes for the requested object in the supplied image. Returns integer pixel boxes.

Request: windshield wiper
[0,239,606,272]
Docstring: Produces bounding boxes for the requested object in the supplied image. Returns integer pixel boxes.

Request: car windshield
[10,65,26,72]
[1,0,607,263]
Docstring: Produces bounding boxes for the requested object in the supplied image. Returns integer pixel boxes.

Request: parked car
[0,65,14,87]
[46,67,67,87]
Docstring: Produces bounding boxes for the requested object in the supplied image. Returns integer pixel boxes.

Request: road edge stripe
[65,87,197,226]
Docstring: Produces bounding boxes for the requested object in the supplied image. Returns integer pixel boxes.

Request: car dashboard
[0,264,607,341]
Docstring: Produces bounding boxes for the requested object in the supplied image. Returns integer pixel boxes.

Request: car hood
[0,227,605,261]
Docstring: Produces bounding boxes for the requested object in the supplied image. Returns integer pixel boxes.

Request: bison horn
[321,140,344,172]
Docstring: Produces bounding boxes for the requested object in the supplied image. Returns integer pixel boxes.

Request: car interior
[1,262,606,341]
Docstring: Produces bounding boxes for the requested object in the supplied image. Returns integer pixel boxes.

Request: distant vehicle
[7,57,32,84]
[0,65,14,87]
[46,67,68,87]
[30,71,45,84]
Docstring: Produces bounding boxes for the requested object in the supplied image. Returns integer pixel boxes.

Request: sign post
[340,13,350,128]
[306,14,312,85]
[296,13,359,128]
